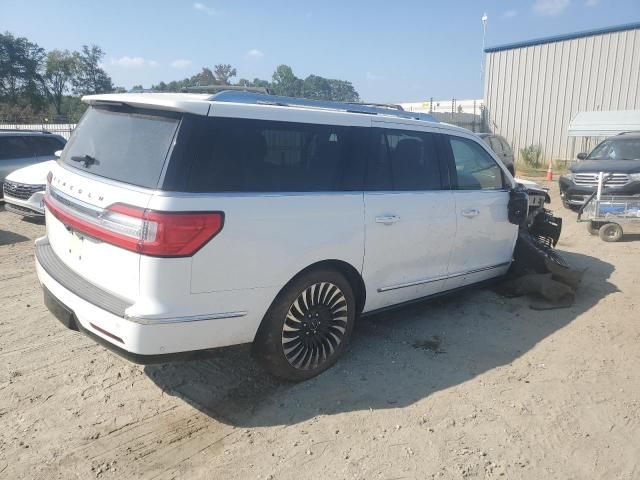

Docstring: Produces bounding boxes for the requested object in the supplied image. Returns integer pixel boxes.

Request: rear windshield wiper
[70,154,98,167]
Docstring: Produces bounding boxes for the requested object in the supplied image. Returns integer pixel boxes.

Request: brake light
[44,193,223,257]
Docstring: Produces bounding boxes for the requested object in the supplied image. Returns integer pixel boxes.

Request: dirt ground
[1,182,639,480]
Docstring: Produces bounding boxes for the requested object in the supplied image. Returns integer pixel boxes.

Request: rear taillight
[44,193,223,257]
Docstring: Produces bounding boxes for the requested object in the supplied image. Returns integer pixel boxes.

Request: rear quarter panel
[146,192,365,294]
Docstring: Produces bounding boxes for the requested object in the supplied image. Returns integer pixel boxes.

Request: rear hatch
[44,105,181,302]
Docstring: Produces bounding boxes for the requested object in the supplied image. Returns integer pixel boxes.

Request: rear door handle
[375,215,401,225]
[461,209,480,218]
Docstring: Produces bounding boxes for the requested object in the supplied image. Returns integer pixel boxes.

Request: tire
[252,268,356,382]
[598,222,623,242]
[586,221,601,236]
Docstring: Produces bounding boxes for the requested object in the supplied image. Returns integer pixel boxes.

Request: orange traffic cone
[546,162,553,181]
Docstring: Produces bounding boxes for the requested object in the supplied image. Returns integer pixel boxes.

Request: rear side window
[448,136,505,190]
[61,106,180,189]
[366,128,441,191]
[169,116,364,192]
[28,136,66,156]
[0,136,32,160]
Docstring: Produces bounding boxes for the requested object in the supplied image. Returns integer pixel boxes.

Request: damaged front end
[512,183,566,273]
[498,182,583,310]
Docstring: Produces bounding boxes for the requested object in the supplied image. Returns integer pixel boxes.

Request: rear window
[28,136,66,156]
[61,106,180,189]
[164,116,366,192]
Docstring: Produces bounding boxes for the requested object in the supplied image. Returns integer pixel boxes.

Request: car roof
[83,91,473,136]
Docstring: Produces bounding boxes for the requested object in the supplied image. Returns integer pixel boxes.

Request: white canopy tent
[568,110,640,137]
[567,110,640,160]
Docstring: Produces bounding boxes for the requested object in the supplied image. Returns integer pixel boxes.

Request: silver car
[0,130,66,199]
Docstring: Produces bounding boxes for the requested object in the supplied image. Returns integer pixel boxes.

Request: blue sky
[2,0,639,102]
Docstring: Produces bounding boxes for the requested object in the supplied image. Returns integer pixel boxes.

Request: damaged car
[38,91,556,381]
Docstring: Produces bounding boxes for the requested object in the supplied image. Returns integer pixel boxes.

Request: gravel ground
[1,182,639,479]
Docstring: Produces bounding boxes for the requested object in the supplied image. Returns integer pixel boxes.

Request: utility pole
[481,12,488,83]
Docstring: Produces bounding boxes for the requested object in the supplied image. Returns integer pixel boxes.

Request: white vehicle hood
[5,160,56,185]
[515,177,546,190]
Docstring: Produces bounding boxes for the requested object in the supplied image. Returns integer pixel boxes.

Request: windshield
[587,138,640,161]
[61,106,181,189]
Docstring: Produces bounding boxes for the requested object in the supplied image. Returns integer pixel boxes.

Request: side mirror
[576,152,588,160]
[508,186,529,226]
[54,150,62,158]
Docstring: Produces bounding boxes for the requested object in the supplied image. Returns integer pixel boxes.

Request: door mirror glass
[576,152,588,160]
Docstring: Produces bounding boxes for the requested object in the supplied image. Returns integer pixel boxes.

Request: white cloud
[193,2,216,15]
[585,0,598,5]
[170,59,192,69]
[502,9,518,18]
[533,0,570,16]
[246,49,264,58]
[110,56,158,68]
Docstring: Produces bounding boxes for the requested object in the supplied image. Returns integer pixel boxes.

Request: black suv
[559,132,640,207]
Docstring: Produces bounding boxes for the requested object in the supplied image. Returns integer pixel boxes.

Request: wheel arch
[287,259,367,314]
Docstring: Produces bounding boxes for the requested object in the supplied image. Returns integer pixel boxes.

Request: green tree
[44,49,78,115]
[195,67,216,85]
[0,32,46,109]
[271,64,302,97]
[327,79,359,102]
[213,64,236,85]
[73,45,113,95]
[302,74,331,100]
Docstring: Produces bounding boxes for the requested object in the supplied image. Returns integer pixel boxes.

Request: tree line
[151,64,360,103]
[1,31,360,123]
[0,32,114,121]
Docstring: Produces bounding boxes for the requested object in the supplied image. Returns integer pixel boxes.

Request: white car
[36,91,525,381]
[3,160,56,218]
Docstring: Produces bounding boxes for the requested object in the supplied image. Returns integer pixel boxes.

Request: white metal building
[484,22,640,164]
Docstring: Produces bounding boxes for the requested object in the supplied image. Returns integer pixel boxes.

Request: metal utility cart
[578,173,640,242]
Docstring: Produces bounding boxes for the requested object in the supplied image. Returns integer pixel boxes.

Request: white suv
[36,91,523,381]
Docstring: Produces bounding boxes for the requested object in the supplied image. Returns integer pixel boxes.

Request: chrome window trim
[378,262,511,292]
[49,185,103,218]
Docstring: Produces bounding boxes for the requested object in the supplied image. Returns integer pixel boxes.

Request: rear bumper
[41,286,217,364]
[35,237,271,361]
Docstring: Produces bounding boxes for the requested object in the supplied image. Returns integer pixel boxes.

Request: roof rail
[0,128,52,134]
[209,91,438,123]
[181,85,271,95]
[347,102,405,111]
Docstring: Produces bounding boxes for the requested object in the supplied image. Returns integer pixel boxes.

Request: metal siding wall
[484,28,640,164]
